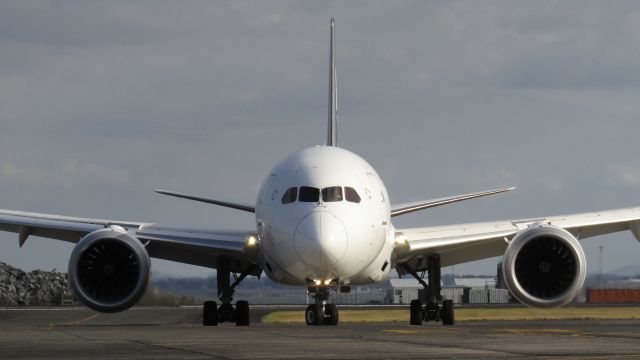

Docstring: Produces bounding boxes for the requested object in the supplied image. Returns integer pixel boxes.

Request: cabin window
[298,186,320,202]
[345,187,361,203]
[322,186,343,202]
[281,187,297,204]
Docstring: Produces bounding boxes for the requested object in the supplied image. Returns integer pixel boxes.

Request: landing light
[324,280,332,285]
[314,279,322,286]
[243,235,259,260]
[394,233,408,246]
[394,232,410,257]
[246,235,258,247]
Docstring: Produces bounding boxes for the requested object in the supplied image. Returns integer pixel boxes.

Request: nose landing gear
[403,254,455,326]
[305,285,339,325]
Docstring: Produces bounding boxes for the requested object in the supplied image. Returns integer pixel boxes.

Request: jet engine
[502,224,586,308]
[68,227,150,313]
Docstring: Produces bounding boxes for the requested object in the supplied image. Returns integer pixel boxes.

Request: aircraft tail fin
[326,18,338,147]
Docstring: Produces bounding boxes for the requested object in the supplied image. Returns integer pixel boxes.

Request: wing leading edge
[390,187,515,217]
[395,206,640,269]
[155,189,255,213]
[0,208,257,272]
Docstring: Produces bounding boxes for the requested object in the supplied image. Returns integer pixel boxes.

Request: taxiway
[1,307,639,359]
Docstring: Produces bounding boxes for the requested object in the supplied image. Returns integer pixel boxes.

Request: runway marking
[48,313,99,329]
[382,329,425,334]
[61,314,99,326]
[381,328,449,334]
[381,327,470,336]
[497,328,583,336]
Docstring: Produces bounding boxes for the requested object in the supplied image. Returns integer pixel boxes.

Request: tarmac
[1,306,640,359]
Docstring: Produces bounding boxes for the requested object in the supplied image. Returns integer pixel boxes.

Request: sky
[1,1,640,279]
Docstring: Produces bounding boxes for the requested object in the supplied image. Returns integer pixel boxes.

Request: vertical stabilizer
[326,18,338,147]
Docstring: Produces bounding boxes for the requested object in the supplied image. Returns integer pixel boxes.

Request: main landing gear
[202,258,256,326]
[305,285,339,326]
[403,254,454,326]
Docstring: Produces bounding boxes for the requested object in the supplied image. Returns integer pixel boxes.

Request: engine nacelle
[503,224,586,308]
[68,227,150,313]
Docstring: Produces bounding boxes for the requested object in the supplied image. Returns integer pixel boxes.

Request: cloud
[457,167,519,190]
[0,159,131,188]
[1,1,640,276]
[607,163,640,189]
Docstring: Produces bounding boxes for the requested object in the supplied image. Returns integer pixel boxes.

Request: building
[453,278,496,289]
[389,277,509,304]
[389,279,424,304]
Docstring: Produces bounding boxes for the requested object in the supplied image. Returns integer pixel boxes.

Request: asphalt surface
[1,306,640,359]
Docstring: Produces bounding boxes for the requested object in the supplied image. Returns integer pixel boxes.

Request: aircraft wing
[395,207,640,270]
[390,187,515,217]
[0,208,258,272]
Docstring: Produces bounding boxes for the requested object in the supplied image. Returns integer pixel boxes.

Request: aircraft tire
[441,300,454,325]
[410,299,423,325]
[235,300,250,326]
[203,301,218,326]
[324,304,339,325]
[305,304,323,326]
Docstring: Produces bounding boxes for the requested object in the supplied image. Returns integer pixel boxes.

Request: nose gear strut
[305,284,339,326]
[401,254,454,326]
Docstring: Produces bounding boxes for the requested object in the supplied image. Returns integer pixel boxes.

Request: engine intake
[68,227,150,313]
[503,225,586,308]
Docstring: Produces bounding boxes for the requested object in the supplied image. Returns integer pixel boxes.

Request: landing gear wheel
[203,301,218,326]
[441,299,454,325]
[235,300,250,326]
[324,304,339,325]
[305,304,323,326]
[409,299,423,325]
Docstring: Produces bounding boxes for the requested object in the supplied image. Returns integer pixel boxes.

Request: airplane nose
[294,211,348,268]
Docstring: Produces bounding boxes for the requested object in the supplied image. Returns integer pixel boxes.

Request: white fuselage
[255,146,396,286]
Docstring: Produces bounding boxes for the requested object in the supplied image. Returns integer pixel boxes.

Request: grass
[261,306,640,323]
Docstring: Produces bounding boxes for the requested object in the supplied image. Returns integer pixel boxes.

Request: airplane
[2,19,640,327]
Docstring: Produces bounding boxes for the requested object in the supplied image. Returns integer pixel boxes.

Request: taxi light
[314,279,322,286]
[324,279,332,285]
[246,235,257,247]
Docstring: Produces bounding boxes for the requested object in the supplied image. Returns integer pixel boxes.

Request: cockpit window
[322,186,343,202]
[345,187,361,203]
[281,187,297,204]
[298,186,320,202]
